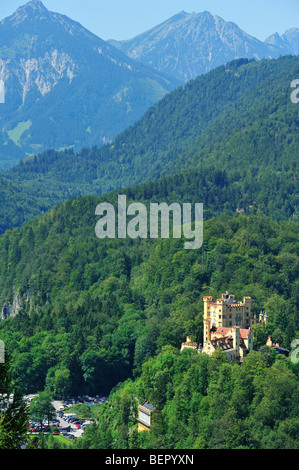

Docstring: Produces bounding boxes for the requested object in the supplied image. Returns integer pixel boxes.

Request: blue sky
[1,0,299,41]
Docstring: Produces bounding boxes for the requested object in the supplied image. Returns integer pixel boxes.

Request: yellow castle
[182,292,262,363]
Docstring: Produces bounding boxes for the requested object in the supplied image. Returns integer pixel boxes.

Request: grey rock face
[110,11,296,83]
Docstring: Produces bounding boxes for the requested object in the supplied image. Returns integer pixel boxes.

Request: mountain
[265,28,299,56]
[1,55,298,233]
[109,10,290,83]
[0,0,179,169]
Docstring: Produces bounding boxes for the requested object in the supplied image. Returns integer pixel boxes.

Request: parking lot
[27,395,108,441]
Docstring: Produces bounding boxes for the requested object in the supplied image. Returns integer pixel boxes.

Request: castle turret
[203,318,211,346]
[264,312,268,327]
[232,326,240,356]
[203,296,213,321]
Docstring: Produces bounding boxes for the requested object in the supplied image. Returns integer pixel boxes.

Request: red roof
[214,327,250,339]
[239,329,250,339]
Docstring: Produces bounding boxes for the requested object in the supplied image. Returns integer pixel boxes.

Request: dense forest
[0,188,298,397]
[0,55,298,451]
[76,347,299,449]
[0,56,298,233]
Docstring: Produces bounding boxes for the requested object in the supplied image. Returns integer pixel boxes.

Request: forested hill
[0,189,298,397]
[1,55,298,233]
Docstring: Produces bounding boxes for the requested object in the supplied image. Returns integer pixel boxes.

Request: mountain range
[0,3,298,451]
[110,10,299,83]
[1,55,298,234]
[0,0,178,169]
[0,2,298,169]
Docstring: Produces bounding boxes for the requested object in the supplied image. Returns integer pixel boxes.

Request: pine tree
[0,356,29,449]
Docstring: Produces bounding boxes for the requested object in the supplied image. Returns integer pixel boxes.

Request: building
[266,336,290,357]
[259,311,268,327]
[137,401,157,433]
[180,336,198,352]
[201,324,254,362]
[201,292,256,362]
[203,292,256,330]
[181,292,258,363]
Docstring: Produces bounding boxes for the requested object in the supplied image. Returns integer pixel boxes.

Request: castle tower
[232,326,240,356]
[203,318,211,346]
[203,296,213,321]
[203,293,254,329]
[264,312,268,327]
[259,311,264,323]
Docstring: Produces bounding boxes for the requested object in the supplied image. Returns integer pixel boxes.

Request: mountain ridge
[265,28,299,55]
[0,1,179,169]
[1,56,298,234]
[109,10,297,82]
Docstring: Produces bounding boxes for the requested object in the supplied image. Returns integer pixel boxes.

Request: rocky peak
[2,0,50,27]
[265,28,299,55]
[22,0,48,11]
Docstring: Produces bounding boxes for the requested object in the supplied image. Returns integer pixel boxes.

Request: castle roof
[213,327,251,339]
[211,337,234,350]
[239,329,251,339]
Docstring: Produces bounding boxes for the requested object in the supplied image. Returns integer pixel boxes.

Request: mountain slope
[0,0,178,169]
[0,186,298,396]
[1,55,297,234]
[109,10,289,83]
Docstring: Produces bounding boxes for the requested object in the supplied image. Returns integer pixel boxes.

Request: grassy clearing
[51,434,75,448]
[65,403,102,420]
[7,120,32,146]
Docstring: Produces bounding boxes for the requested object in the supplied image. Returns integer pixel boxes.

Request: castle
[181,292,267,363]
